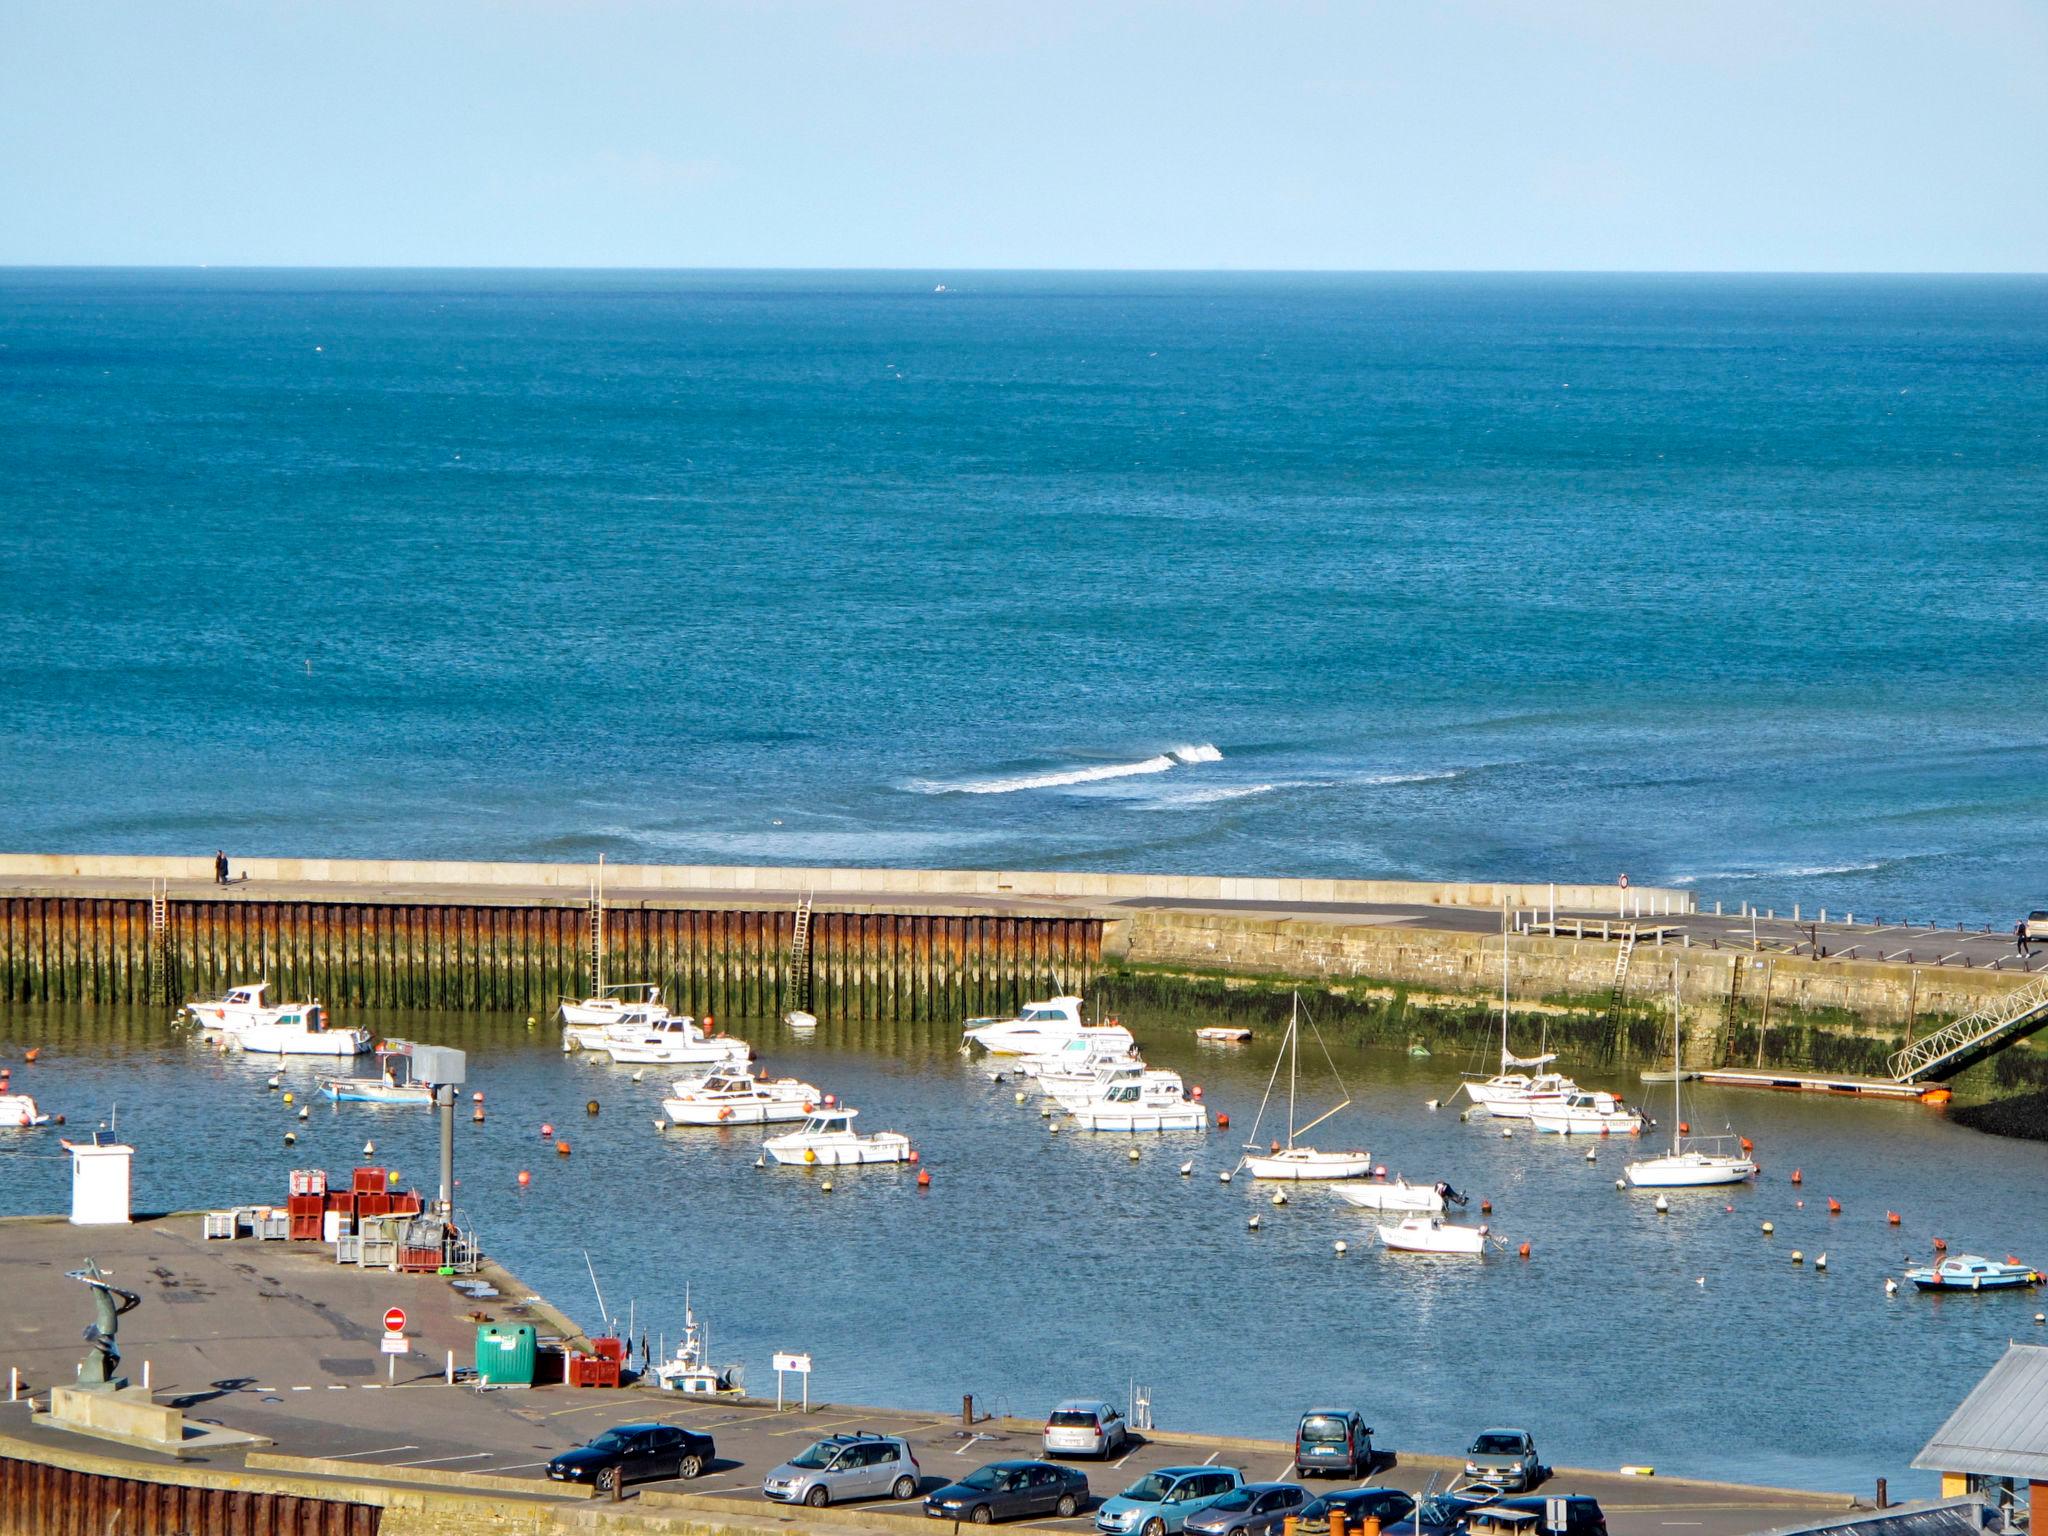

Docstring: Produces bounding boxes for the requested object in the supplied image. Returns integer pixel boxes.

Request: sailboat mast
[1287,991,1299,1147]
[1670,963,1682,1156]
[1499,913,1511,1071]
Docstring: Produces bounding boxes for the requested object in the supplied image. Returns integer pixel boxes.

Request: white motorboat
[1068,1070,1207,1132]
[1024,1025,1139,1084]
[763,1108,912,1166]
[1046,1061,1147,1110]
[1238,992,1371,1180]
[1626,976,1756,1187]
[662,1070,822,1126]
[1528,1091,1644,1136]
[654,1294,742,1394]
[1457,934,1579,1117]
[563,1004,680,1053]
[1335,1178,1466,1215]
[559,982,668,1028]
[962,996,1086,1056]
[186,981,281,1032]
[607,1026,753,1068]
[0,1093,54,1128]
[1378,1215,1489,1255]
[232,1002,372,1057]
[321,1042,446,1104]
[1195,1026,1252,1043]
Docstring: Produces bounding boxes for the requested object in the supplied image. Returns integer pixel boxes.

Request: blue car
[1096,1466,1247,1536]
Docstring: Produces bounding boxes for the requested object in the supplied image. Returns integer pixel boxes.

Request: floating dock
[1696,1068,1943,1101]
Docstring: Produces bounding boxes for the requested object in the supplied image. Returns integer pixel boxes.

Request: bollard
[446,1350,455,1386]
[1284,1518,1300,1536]
[142,1360,151,1391]
[963,1394,975,1426]
[1332,1510,1349,1536]
[1362,1517,1382,1536]
[1876,1479,1888,1510]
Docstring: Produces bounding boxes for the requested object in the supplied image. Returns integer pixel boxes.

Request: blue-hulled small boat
[321,1043,436,1105]
[1905,1254,2044,1292]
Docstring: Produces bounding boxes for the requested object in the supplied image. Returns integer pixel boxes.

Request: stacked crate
[567,1335,626,1387]
[287,1169,328,1240]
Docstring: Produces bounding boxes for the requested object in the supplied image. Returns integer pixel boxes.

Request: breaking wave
[1668,861,1885,886]
[910,743,1224,796]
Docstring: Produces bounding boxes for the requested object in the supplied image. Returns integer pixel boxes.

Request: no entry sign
[383,1307,406,1334]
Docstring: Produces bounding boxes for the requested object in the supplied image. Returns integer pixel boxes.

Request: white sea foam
[1359,770,1462,786]
[1668,861,1884,886]
[911,743,1224,796]
[1140,782,1281,808]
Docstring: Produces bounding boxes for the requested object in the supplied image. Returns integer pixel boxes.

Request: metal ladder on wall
[587,854,607,997]
[788,892,815,1014]
[1604,929,1638,1059]
[147,879,174,1005]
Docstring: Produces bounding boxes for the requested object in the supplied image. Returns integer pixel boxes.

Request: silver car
[1183,1482,1310,1536]
[763,1432,921,1507]
[1045,1399,1131,1459]
[1464,1431,1540,1491]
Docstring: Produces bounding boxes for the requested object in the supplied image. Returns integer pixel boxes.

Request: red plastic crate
[397,1245,443,1273]
[287,1193,322,1217]
[387,1192,422,1217]
[289,1169,328,1197]
[352,1166,387,1196]
[324,1190,356,1214]
[590,1335,625,1363]
[567,1354,621,1388]
[357,1192,391,1218]
[288,1214,321,1241]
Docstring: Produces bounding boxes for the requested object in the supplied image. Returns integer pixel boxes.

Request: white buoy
[1219,1170,1234,1184]
[631,1070,645,1083]
[362,1141,375,1157]
[2034,1312,2044,1325]
[821,1179,833,1192]
[1248,1214,1261,1230]
[1696,1276,1706,1286]
[1791,1250,1804,1265]
[1049,1122,1061,1134]
[1761,1221,1775,1234]
[1585,1147,1597,1162]
[297,1105,309,1121]
[755,1154,766,1169]
[1040,1105,1053,1118]
[266,1074,281,1090]
[1654,1195,1669,1213]
[1501,1127,1513,1139]
[1272,1191,1288,1206]
[1179,1161,1193,1177]
[1816,1253,1828,1271]
[1614,1177,1627,1190]
[1885,1277,1899,1296]
[1128,1147,1141,1162]
[1015,1092,1026,1105]
[1334,1240,1348,1255]
[1425,1098,1440,1111]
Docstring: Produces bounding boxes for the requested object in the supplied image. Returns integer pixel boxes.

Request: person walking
[214,850,228,886]
[2019,919,2033,959]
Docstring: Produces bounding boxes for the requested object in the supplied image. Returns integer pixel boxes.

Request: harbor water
[4,1003,2045,1494]
[5,271,2048,924]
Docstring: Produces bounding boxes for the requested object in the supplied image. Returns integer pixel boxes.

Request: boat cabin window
[1108,1086,1139,1103]
[1019,1006,1064,1023]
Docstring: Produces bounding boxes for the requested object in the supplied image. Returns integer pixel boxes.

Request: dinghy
[1905,1254,2044,1292]
[1336,1178,1465,1214]
[1378,1216,1488,1255]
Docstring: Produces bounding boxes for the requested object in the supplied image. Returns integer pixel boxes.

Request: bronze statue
[67,1260,140,1392]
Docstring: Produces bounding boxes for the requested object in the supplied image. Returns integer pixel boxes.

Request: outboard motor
[1437,1181,1469,1208]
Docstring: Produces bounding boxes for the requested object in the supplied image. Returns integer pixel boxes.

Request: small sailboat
[1378,1215,1488,1255]
[1068,1070,1208,1132]
[1238,993,1372,1180]
[1905,1253,2044,1292]
[560,982,669,1028]
[1527,1091,1643,1136]
[1626,975,1756,1187]
[661,1070,822,1126]
[655,1291,743,1394]
[1336,1178,1466,1215]
[762,1107,912,1166]
[1458,934,1578,1117]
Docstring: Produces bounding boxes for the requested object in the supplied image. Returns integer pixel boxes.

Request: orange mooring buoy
[1217,1113,1230,1129]
[1791,1167,1801,1183]
[23,1049,38,1064]
[517,1169,531,1187]
[1518,1242,1531,1259]
[1828,1197,1841,1213]
[555,1139,570,1156]
[1888,1210,1902,1225]
[1934,1237,1948,1252]
[917,1169,931,1188]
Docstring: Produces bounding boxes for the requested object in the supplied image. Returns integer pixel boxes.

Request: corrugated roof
[1750,1497,2003,1536]
[1912,1343,2048,1480]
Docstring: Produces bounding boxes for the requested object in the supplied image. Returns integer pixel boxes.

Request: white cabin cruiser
[1028,1027,1141,1087]
[661,1070,822,1126]
[559,982,668,1028]
[1336,1178,1466,1215]
[186,982,282,1032]
[1069,1070,1207,1132]
[1462,1065,1580,1119]
[0,1093,55,1128]
[763,1108,912,1166]
[563,1004,679,1053]
[232,1002,372,1057]
[1046,1061,1147,1110]
[962,996,1086,1056]
[605,1018,752,1067]
[1528,1091,1644,1136]
[1378,1216,1489,1255]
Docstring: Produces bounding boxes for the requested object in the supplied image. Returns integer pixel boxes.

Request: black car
[1381,1484,1506,1536]
[547,1421,716,1494]
[1466,1497,1607,1536]
[1295,1487,1416,1535]
[924,1459,1091,1523]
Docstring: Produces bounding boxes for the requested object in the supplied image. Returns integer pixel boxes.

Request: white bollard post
[1549,884,1556,928]
[142,1360,151,1391]
[446,1350,455,1386]
[1794,904,1801,922]
[8,1366,17,1403]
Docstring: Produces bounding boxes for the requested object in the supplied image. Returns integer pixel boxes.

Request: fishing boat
[1626,979,1756,1187]
[1527,1091,1644,1136]
[231,1003,372,1057]
[1194,1026,1251,1043]
[607,1026,754,1068]
[0,1093,54,1128]
[1458,933,1579,1117]
[661,1070,822,1126]
[1378,1215,1489,1255]
[962,996,1086,1056]
[1068,1070,1207,1132]
[185,982,282,1032]
[1335,1178,1466,1214]
[654,1293,742,1394]
[1239,993,1372,1180]
[763,1108,912,1166]
[321,1043,445,1104]
[1905,1254,2045,1293]
[559,982,669,1028]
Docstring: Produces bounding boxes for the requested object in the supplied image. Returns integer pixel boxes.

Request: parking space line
[1202,1452,1219,1466]
[391,1452,496,1468]
[320,1445,420,1460]
[483,1460,551,1473]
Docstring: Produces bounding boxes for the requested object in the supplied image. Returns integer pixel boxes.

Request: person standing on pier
[214,850,228,886]
[2018,919,2032,959]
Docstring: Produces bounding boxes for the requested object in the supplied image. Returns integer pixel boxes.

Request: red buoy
[1481,1199,1493,1214]
[1217,1113,1229,1129]
[1828,1197,1841,1214]
[1888,1210,1902,1225]
[555,1139,570,1156]
[1791,1167,1802,1183]
[908,1149,920,1164]
[517,1170,531,1187]
[1934,1237,1948,1251]
[917,1169,932,1188]
[540,1122,554,1138]
[1518,1242,1531,1259]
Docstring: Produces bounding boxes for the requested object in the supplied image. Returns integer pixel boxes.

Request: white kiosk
[68,1133,134,1226]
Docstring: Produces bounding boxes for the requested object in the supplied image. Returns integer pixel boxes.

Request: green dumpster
[475,1322,537,1386]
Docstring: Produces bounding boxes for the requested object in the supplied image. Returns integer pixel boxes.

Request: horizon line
[3,263,2046,279]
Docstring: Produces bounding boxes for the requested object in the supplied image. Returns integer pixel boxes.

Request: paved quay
[0,1214,1854,1536]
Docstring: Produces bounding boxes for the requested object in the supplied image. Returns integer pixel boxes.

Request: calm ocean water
[5,1005,2046,1492]
[2,270,2045,919]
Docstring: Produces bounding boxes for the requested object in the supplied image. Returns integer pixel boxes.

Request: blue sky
[4,0,2043,270]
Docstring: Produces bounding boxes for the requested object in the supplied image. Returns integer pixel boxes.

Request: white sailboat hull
[1624,1153,1757,1187]
[1528,1108,1644,1136]
[763,1133,911,1166]
[1243,1148,1374,1180]
[664,1098,813,1126]
[1070,1104,1208,1132]
[606,1037,751,1067]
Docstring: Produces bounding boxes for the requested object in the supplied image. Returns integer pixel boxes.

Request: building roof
[1749,1498,2006,1536]
[1913,1343,2048,1481]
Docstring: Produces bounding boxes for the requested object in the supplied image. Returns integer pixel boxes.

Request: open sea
[2,270,2046,919]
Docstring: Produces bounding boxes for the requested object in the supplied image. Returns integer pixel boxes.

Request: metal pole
[436,1085,455,1221]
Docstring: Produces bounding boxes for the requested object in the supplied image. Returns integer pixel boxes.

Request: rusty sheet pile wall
[0,896,1101,1021]
[0,1455,379,1536]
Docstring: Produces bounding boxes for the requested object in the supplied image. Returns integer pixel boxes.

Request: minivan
[1046,1399,1131,1458]
[1295,1409,1373,1478]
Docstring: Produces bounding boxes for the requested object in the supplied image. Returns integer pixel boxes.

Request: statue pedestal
[45,1386,183,1446]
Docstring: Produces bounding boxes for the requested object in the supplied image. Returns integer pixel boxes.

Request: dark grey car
[1183,1482,1311,1536]
[925,1460,1091,1523]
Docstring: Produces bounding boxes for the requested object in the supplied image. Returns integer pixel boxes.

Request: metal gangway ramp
[1888,972,2048,1083]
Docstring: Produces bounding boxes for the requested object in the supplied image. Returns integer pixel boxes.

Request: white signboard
[381,1333,410,1355]
[772,1352,812,1374]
